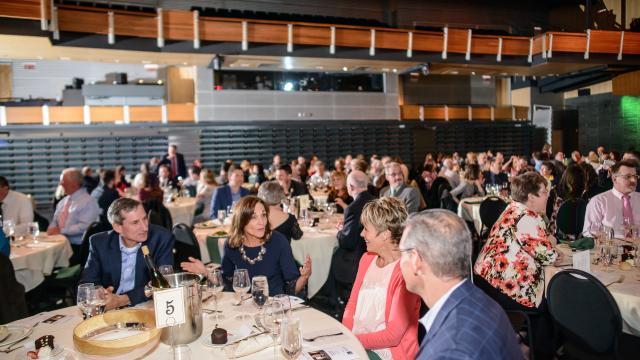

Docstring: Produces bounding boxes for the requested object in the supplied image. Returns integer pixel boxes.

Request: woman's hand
[334,198,347,209]
[295,255,312,294]
[180,256,207,275]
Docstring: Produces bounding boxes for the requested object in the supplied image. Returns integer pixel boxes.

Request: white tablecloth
[457,196,485,233]
[9,234,73,292]
[194,216,340,298]
[166,197,197,226]
[5,292,367,359]
[547,244,640,336]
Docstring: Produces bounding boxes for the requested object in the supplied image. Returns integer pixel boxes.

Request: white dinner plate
[0,325,33,348]
[14,346,68,360]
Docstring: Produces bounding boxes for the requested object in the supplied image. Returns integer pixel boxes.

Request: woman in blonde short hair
[342,197,421,360]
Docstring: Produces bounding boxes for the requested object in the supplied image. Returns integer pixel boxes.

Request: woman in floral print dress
[474,171,563,356]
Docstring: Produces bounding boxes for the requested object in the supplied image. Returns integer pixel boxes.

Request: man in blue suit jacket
[81,198,174,310]
[209,167,250,219]
[399,209,522,360]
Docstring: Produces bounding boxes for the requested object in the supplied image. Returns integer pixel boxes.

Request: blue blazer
[80,224,175,306]
[417,280,523,360]
[209,185,250,219]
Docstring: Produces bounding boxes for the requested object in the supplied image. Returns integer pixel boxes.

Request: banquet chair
[0,253,28,323]
[147,206,173,231]
[555,198,588,241]
[547,269,622,359]
[478,196,507,239]
[205,235,222,265]
[75,221,109,268]
[33,210,49,231]
[172,223,202,266]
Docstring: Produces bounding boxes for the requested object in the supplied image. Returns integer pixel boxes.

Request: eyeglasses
[613,174,639,181]
[399,247,414,254]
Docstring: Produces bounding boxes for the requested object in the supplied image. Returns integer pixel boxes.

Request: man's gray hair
[62,168,83,186]
[403,209,471,279]
[384,161,401,173]
[107,198,142,225]
[257,181,285,206]
[348,170,368,190]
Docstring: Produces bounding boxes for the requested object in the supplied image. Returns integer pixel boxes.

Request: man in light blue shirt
[48,168,100,262]
[116,236,142,294]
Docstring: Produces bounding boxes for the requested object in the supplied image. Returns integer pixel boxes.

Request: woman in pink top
[342,197,421,360]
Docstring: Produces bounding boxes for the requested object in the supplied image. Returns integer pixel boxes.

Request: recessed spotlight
[342,66,348,71]
[392,68,397,73]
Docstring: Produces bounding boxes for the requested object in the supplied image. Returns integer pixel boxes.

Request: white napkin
[26,243,50,248]
[224,334,272,358]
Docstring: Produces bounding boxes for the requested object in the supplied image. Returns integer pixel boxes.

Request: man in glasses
[583,159,640,238]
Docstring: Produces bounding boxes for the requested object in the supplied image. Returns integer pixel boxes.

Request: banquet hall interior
[1,0,640,359]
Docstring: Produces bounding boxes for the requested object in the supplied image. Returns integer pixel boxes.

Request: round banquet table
[193,214,341,298]
[457,196,485,234]
[165,197,197,226]
[546,243,640,336]
[9,234,73,292]
[4,291,367,359]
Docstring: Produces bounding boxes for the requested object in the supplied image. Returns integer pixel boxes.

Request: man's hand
[104,286,130,310]
[335,219,344,231]
[47,226,61,235]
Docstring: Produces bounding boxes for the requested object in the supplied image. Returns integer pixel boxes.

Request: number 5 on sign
[154,287,186,328]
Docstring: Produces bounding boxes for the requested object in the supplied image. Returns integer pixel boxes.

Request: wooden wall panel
[590,30,623,54]
[0,0,41,19]
[623,31,640,55]
[447,28,468,53]
[335,28,370,47]
[6,107,42,124]
[412,33,443,52]
[59,8,108,34]
[293,26,330,46]
[550,32,586,53]
[471,36,499,55]
[90,106,123,123]
[494,107,513,119]
[249,23,287,44]
[448,107,468,120]
[130,106,162,122]
[0,64,12,99]
[376,31,410,50]
[200,19,242,42]
[423,107,446,120]
[167,104,194,122]
[400,105,420,120]
[612,70,640,96]
[472,107,492,120]
[49,106,83,124]
[167,66,195,104]
[164,10,193,40]
[115,13,156,38]
[502,37,530,56]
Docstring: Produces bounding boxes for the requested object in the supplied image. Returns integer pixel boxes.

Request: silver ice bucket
[150,272,203,345]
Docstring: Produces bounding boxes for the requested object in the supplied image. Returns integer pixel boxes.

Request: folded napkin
[223,334,272,358]
[568,237,594,250]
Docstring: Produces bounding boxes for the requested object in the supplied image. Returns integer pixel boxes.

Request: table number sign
[153,287,186,328]
[572,250,590,273]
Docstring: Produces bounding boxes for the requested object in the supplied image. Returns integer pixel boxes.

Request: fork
[1,339,28,354]
[303,331,343,342]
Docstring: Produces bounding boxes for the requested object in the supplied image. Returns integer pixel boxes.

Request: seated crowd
[2,143,639,360]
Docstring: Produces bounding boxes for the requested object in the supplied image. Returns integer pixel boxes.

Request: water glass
[251,275,269,311]
[28,221,40,241]
[77,283,94,319]
[261,300,285,358]
[273,294,292,316]
[217,210,226,224]
[3,219,15,241]
[233,269,250,319]
[280,317,303,360]
[90,285,107,315]
[159,265,174,275]
[206,268,225,322]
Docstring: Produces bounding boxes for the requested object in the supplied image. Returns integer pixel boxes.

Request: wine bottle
[141,245,171,288]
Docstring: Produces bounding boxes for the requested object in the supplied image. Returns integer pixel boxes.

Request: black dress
[273,214,303,243]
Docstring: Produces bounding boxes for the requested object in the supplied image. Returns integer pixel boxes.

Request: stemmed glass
[3,219,15,243]
[217,210,226,225]
[233,269,251,320]
[273,294,292,316]
[280,317,303,360]
[589,223,606,264]
[251,275,269,312]
[159,265,174,275]
[90,285,107,315]
[261,300,284,359]
[28,221,40,243]
[77,283,94,319]
[207,268,225,323]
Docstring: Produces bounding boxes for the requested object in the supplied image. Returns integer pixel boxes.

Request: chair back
[33,211,50,231]
[555,198,588,240]
[76,221,108,267]
[547,269,622,356]
[205,236,223,264]
[172,223,201,265]
[146,199,173,231]
[479,196,507,233]
[425,177,450,209]
[0,253,28,324]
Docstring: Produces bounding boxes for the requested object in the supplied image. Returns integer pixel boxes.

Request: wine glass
[28,221,40,242]
[159,265,174,275]
[90,285,107,315]
[77,283,94,319]
[273,294,292,316]
[261,300,284,359]
[280,316,302,360]
[3,219,15,243]
[217,210,226,224]
[207,268,225,323]
[232,269,251,320]
[251,276,269,312]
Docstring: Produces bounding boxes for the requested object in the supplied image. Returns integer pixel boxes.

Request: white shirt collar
[419,278,467,334]
[119,235,142,254]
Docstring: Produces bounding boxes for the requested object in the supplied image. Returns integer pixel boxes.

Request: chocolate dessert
[211,327,228,345]
[35,335,55,350]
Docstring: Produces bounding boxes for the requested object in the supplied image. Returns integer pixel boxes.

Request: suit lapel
[422,280,472,348]
[107,231,123,291]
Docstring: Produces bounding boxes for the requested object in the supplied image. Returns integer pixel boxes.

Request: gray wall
[403,75,496,106]
[195,67,399,121]
[11,60,155,100]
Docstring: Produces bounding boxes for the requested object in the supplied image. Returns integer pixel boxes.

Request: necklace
[239,244,267,265]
